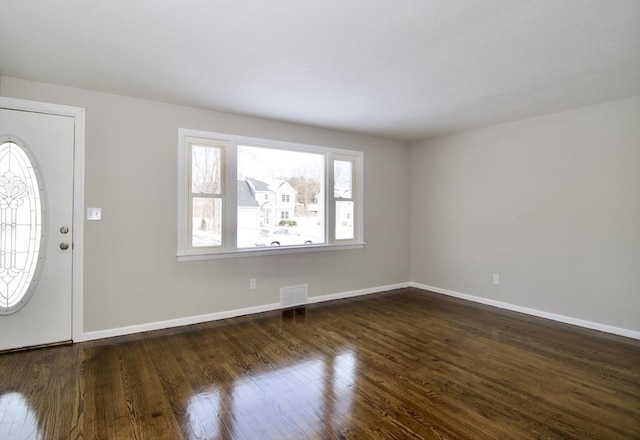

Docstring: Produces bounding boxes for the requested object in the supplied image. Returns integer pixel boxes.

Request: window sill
[177,242,366,261]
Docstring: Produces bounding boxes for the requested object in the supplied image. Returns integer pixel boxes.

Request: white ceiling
[1,1,638,141]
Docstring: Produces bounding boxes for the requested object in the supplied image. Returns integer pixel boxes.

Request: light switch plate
[87,208,102,221]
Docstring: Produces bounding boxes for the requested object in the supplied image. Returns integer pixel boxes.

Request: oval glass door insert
[0,140,45,314]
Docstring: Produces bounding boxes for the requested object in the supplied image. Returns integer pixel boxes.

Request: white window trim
[178,129,364,260]
[185,135,227,249]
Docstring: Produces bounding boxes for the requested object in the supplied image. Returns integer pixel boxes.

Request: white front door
[0,108,75,350]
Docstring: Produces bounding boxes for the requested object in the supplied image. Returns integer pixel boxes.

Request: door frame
[0,96,85,343]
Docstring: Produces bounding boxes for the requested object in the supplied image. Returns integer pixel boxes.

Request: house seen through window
[237,145,324,248]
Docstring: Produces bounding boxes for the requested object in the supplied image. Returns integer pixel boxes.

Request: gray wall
[0,76,411,333]
[410,97,640,331]
[2,76,638,336]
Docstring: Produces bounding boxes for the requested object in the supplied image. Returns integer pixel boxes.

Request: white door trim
[0,97,85,343]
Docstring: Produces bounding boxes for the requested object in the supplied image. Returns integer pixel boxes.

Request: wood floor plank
[1,288,639,439]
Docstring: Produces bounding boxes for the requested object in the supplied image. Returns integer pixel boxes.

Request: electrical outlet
[493,274,500,285]
[249,278,256,290]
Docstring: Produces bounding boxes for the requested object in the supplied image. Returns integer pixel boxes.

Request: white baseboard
[80,302,281,342]
[307,282,410,304]
[410,282,640,340]
[80,281,638,342]
[80,282,410,342]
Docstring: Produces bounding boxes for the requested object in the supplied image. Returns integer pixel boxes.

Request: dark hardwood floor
[1,288,639,439]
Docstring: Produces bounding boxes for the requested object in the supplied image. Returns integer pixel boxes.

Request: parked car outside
[255,228,315,246]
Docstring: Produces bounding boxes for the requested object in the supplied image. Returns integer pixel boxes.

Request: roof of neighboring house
[247,178,270,191]
[267,179,286,191]
[268,179,296,193]
[238,180,259,207]
[247,178,297,194]
[334,186,352,198]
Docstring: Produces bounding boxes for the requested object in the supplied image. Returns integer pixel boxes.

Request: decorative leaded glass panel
[0,141,44,314]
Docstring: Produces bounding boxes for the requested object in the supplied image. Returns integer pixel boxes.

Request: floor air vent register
[280,284,308,308]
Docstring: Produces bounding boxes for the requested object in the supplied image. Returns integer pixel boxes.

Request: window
[183,136,226,248]
[334,158,356,240]
[178,129,364,259]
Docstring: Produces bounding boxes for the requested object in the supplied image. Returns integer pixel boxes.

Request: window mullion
[225,141,237,250]
[326,151,335,244]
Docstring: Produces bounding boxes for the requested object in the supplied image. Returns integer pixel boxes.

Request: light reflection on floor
[186,388,222,439]
[0,391,42,440]
[185,351,357,439]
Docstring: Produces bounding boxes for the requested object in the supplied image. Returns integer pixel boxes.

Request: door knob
[60,242,70,250]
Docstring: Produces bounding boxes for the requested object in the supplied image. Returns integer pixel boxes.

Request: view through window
[237,145,325,248]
